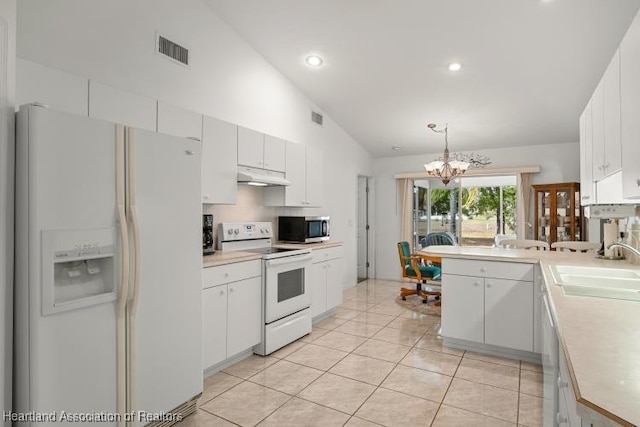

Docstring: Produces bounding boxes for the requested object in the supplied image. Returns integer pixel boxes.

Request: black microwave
[278,216,330,243]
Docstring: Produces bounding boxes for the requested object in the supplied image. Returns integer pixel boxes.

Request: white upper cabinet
[157,101,202,141]
[591,78,606,181]
[621,12,640,199]
[283,140,306,206]
[579,102,594,205]
[89,81,156,131]
[263,135,286,172]
[237,126,264,169]
[201,115,237,204]
[603,49,622,175]
[267,141,324,207]
[305,145,324,207]
[237,127,286,173]
[16,59,88,116]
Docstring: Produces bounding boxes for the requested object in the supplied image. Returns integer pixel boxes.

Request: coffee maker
[203,214,215,255]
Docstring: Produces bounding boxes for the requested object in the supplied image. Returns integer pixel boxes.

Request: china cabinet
[533,183,583,245]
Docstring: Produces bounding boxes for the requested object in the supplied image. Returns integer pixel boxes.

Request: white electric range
[218,222,312,355]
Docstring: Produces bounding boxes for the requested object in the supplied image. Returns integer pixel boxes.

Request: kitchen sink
[550,265,640,302]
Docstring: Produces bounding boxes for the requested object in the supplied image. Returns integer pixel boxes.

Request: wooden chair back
[551,241,600,253]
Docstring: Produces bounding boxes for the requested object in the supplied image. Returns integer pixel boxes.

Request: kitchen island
[421,245,640,427]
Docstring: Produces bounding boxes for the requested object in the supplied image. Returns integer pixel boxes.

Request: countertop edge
[202,252,262,268]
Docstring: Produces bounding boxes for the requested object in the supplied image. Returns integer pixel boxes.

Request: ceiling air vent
[311,111,324,126]
[157,34,189,66]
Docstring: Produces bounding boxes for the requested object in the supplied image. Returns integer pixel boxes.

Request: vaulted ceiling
[205,0,640,157]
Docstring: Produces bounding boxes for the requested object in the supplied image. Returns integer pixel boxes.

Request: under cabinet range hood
[237,166,291,186]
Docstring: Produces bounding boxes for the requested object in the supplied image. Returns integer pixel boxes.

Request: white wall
[0,0,15,422]
[16,0,374,287]
[374,141,580,280]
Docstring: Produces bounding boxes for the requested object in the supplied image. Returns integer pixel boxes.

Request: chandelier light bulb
[448,63,462,72]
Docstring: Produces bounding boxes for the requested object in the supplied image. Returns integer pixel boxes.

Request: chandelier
[424,123,470,185]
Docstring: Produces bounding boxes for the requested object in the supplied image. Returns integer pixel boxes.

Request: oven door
[264,254,312,324]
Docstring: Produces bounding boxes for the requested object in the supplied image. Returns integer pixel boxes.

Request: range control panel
[218,222,273,242]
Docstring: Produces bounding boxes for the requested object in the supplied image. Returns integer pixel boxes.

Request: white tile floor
[182,279,543,426]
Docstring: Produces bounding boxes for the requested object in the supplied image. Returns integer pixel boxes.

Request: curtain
[398,178,414,248]
[516,173,533,239]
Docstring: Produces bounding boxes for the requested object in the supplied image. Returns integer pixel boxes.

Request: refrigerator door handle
[125,127,143,418]
[115,124,129,426]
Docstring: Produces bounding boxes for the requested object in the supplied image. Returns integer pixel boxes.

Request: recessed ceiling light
[305,55,324,67]
[448,63,462,72]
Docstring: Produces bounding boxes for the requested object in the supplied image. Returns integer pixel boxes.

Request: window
[413,175,517,248]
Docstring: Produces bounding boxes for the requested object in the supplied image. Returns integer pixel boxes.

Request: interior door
[127,128,202,421]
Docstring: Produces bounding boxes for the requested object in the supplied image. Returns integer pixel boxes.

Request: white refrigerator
[14,104,203,426]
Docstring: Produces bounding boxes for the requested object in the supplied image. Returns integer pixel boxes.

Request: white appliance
[218,222,312,355]
[14,104,203,426]
[542,287,559,427]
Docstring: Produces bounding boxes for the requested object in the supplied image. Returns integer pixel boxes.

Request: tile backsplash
[203,185,330,249]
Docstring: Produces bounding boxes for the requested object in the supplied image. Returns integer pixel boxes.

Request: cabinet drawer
[443,258,534,281]
[312,245,344,263]
[202,260,262,289]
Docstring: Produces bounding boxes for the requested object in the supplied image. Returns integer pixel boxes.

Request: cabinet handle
[229,287,234,293]
[603,163,609,169]
[480,267,487,273]
[556,413,568,425]
[597,165,603,170]
[224,273,229,277]
[582,195,590,200]
[539,285,546,296]
[219,289,225,295]
[203,194,210,200]
[636,179,640,187]
[557,376,568,389]
[486,282,492,288]
[474,281,481,286]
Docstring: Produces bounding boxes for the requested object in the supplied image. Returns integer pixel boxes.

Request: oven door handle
[266,255,313,267]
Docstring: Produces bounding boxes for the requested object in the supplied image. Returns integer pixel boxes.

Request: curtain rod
[393,166,541,180]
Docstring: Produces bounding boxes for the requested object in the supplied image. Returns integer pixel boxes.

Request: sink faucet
[607,242,640,258]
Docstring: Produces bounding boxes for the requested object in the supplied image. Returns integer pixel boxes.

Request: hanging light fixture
[424,123,470,185]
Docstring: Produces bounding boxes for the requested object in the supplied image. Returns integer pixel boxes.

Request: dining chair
[397,241,441,304]
[498,239,550,250]
[551,241,601,253]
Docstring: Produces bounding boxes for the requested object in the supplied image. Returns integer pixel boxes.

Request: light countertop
[202,251,262,268]
[272,241,343,249]
[202,241,343,268]
[421,245,640,426]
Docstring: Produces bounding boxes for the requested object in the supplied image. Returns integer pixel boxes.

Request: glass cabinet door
[537,191,551,243]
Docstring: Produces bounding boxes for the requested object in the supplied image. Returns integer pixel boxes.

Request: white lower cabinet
[202,260,262,370]
[441,274,484,343]
[442,258,535,353]
[310,246,344,318]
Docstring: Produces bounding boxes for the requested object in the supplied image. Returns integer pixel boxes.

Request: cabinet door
[326,257,344,310]
[263,134,286,172]
[202,285,227,369]
[88,81,157,131]
[284,141,306,207]
[202,116,238,204]
[237,126,264,168]
[305,145,324,207]
[157,101,202,140]
[16,58,89,116]
[227,276,262,357]
[441,274,484,343]
[591,79,606,181]
[310,263,327,318]
[621,12,640,199]
[604,49,622,175]
[579,102,594,205]
[484,278,533,352]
